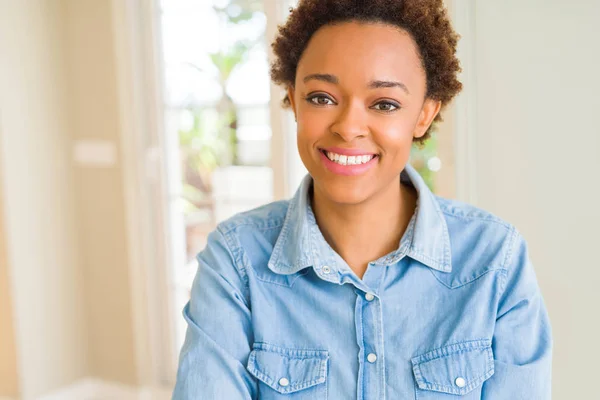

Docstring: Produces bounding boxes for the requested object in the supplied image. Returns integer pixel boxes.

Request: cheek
[373,119,415,150]
[296,112,328,144]
[295,117,321,165]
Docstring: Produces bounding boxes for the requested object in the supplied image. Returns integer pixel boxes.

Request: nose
[329,100,369,141]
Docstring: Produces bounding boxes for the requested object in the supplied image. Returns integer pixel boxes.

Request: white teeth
[324,151,375,166]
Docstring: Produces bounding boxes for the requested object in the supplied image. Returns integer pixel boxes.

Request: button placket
[353,263,385,398]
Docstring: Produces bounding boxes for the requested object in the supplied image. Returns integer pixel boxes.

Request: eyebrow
[368,80,410,94]
[303,73,339,85]
[302,74,410,94]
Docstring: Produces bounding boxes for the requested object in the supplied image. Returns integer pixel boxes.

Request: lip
[318,149,378,176]
[320,146,378,156]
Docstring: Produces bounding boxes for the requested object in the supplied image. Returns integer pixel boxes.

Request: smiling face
[287,21,441,206]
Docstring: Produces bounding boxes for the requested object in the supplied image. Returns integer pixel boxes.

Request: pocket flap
[411,339,494,395]
[247,343,329,394]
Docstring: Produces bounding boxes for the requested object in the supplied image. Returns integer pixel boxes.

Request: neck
[311,176,417,278]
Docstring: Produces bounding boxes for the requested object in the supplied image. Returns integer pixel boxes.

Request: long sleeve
[172,227,257,399]
[482,229,553,399]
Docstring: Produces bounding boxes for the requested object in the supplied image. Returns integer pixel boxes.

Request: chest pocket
[411,339,494,399]
[247,342,329,399]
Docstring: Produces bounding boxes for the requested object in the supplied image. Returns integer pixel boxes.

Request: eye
[306,94,335,106]
[372,101,400,112]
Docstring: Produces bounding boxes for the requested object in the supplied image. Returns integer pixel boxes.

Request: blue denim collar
[268,163,452,275]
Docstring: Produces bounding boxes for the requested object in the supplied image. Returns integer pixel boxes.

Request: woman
[173,1,552,399]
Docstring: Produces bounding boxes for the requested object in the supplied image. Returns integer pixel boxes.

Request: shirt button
[367,353,377,363]
[455,377,466,387]
[365,293,375,301]
[279,377,289,387]
[322,265,331,274]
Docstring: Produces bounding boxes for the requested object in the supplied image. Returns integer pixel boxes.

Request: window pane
[159,0,274,353]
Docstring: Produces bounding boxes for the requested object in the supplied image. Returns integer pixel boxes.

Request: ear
[414,99,442,138]
[286,86,297,121]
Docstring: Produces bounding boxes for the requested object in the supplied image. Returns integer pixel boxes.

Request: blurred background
[0,0,598,399]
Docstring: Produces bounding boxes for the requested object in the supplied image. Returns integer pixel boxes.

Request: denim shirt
[172,164,552,400]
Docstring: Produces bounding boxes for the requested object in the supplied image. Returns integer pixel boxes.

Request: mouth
[319,149,379,166]
[317,148,379,177]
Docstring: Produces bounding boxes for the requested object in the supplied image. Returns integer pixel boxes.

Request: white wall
[466,1,600,398]
[0,0,89,398]
[0,0,202,395]
[0,0,141,397]
[63,0,137,384]
[0,125,19,400]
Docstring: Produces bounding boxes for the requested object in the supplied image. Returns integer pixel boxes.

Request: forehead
[297,21,425,91]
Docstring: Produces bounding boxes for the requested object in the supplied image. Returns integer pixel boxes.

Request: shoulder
[435,196,513,231]
[217,199,290,237]
[199,200,291,288]
[435,196,515,245]
[430,196,521,287]
[211,200,291,267]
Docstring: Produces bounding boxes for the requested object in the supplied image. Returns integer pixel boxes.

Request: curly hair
[270,0,463,143]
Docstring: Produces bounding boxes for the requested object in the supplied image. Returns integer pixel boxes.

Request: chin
[314,175,375,206]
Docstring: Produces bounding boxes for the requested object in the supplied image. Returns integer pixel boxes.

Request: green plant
[177,0,269,218]
[179,110,223,172]
[183,1,265,166]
